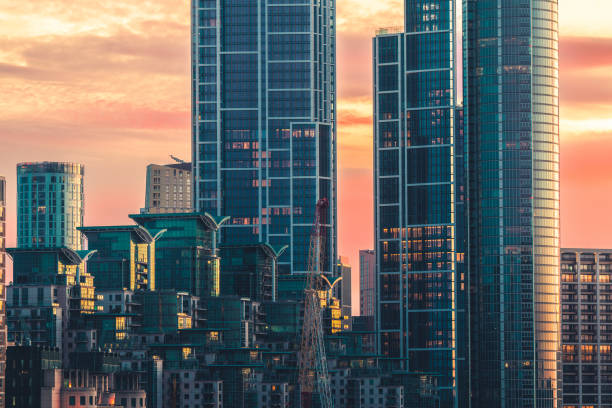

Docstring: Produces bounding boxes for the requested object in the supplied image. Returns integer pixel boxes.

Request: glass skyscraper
[375,0,559,406]
[373,1,467,405]
[191,0,337,278]
[17,162,84,250]
[465,0,560,407]
[0,176,6,408]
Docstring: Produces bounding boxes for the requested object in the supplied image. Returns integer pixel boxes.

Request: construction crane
[169,155,186,164]
[298,198,334,408]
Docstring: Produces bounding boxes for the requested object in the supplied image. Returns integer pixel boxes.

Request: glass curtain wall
[192,0,337,278]
[464,0,560,406]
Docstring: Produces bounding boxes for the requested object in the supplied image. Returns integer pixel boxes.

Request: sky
[1,1,612,314]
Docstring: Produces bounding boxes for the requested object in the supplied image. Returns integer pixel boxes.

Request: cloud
[561,131,612,248]
[559,36,612,113]
[337,167,374,269]
[338,110,372,127]
[55,102,189,131]
[0,29,188,82]
[0,117,188,161]
[337,0,403,35]
[560,36,612,71]
[337,32,374,100]
[561,131,612,184]
[0,1,189,37]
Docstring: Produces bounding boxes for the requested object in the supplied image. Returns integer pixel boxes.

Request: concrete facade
[143,162,192,214]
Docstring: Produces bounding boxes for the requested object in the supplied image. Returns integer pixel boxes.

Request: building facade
[79,225,158,291]
[0,176,6,408]
[130,212,225,297]
[6,284,67,350]
[143,161,192,214]
[220,243,287,302]
[6,346,62,408]
[6,247,98,355]
[561,249,612,408]
[359,249,375,317]
[465,1,561,407]
[373,0,466,405]
[337,256,352,316]
[17,162,84,250]
[191,0,337,277]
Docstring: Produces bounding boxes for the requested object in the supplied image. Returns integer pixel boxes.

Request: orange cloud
[561,132,612,249]
[560,36,612,71]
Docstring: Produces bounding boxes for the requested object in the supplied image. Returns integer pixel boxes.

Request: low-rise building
[6,284,67,349]
[79,225,160,292]
[7,346,146,408]
[163,369,222,408]
[129,212,227,297]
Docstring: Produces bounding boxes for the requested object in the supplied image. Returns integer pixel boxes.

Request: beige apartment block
[143,161,193,214]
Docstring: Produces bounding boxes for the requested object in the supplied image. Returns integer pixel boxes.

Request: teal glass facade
[191,0,337,278]
[465,0,560,406]
[8,247,93,287]
[79,226,156,292]
[220,243,286,302]
[373,1,467,405]
[17,162,84,250]
[561,250,612,408]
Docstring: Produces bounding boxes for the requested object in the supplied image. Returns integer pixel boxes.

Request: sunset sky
[1,1,612,311]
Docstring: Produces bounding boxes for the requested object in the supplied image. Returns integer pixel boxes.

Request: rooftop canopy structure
[7,247,96,285]
[129,212,229,297]
[78,225,165,291]
[220,243,288,302]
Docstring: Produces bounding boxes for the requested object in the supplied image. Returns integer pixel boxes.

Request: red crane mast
[298,198,333,408]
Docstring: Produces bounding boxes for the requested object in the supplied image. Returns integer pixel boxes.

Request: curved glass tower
[17,162,84,250]
[464,0,560,406]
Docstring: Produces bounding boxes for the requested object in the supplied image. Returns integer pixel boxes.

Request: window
[80,396,86,405]
[69,396,75,406]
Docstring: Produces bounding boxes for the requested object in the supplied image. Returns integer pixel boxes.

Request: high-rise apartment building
[0,176,6,408]
[560,249,612,408]
[17,162,84,250]
[337,256,351,316]
[373,0,466,405]
[191,0,337,277]
[359,249,375,317]
[465,1,560,407]
[143,161,192,214]
[374,0,559,406]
